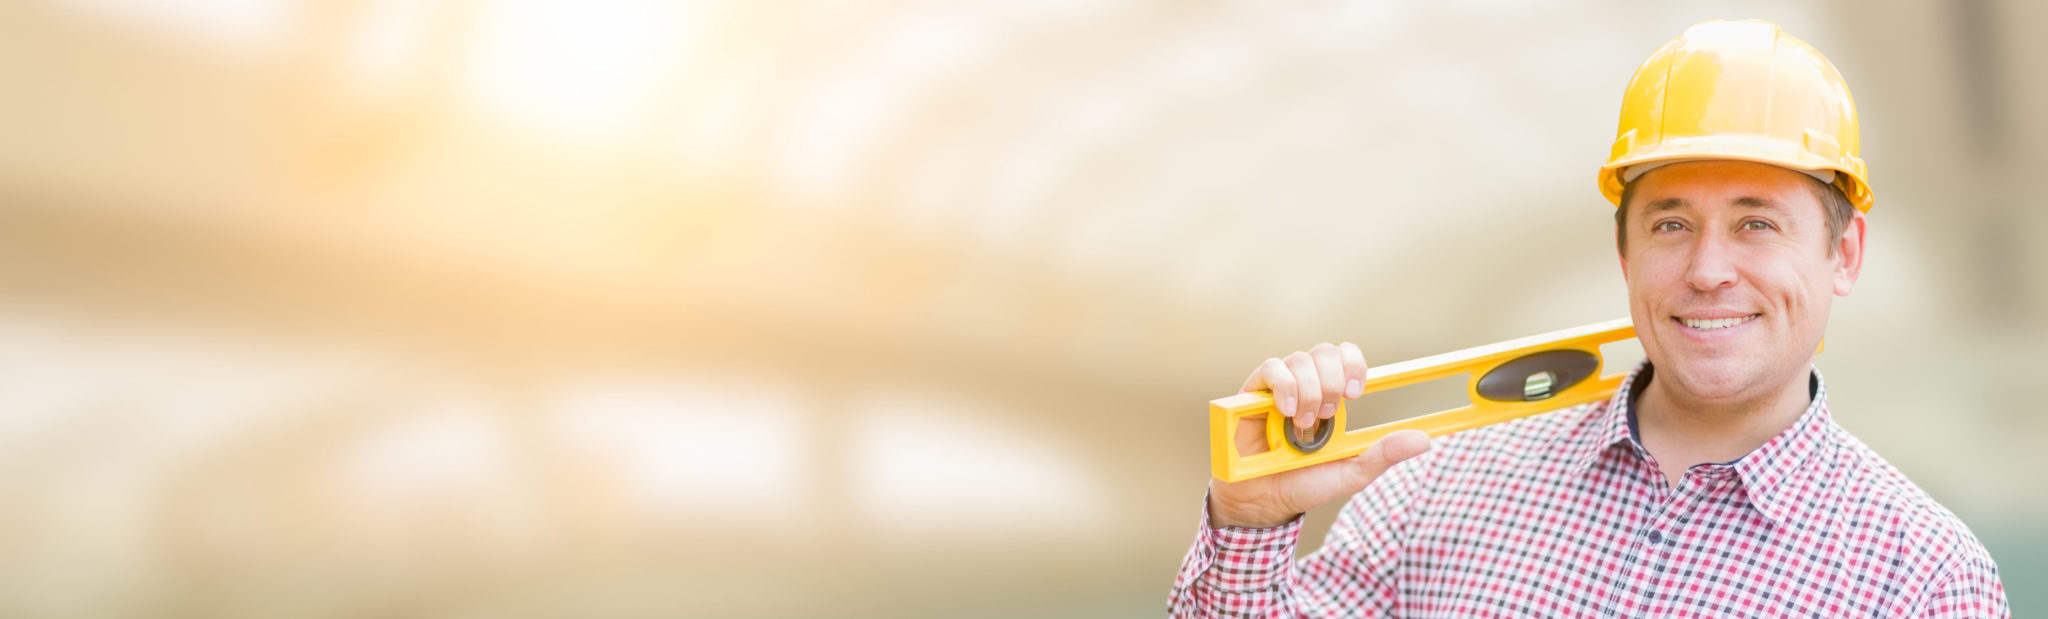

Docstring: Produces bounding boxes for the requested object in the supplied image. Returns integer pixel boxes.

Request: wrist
[1207,485,1299,529]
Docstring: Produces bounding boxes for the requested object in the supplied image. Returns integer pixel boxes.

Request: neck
[1634,365,1812,489]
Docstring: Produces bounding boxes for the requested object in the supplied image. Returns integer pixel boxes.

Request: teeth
[1680,314,1759,330]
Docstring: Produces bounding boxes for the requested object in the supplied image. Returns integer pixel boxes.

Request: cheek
[1624,250,1685,298]
[1750,256,1832,315]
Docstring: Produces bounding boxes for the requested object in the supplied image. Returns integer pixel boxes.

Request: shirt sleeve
[1168,449,1439,618]
[1907,554,2009,619]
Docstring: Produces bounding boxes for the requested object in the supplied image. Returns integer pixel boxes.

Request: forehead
[1628,161,1823,219]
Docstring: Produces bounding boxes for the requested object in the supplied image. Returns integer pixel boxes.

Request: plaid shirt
[1171,361,2007,617]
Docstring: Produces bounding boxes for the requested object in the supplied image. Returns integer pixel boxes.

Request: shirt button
[1646,529,1664,545]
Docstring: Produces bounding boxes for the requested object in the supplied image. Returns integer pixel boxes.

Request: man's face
[1618,160,1865,406]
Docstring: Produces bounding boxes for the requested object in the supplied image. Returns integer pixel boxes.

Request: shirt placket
[1605,452,1725,617]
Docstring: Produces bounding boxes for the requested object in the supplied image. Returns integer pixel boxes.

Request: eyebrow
[1645,197,1685,212]
[1730,196,1788,213]
[1643,195,1788,214]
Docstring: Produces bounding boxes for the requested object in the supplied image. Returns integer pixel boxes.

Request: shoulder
[1818,423,2000,587]
[1338,402,1603,517]
[1374,400,1611,492]
[1429,400,1611,468]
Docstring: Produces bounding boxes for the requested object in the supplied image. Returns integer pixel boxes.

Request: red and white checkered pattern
[1170,361,2007,617]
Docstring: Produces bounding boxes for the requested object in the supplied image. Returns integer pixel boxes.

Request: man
[1168,20,2006,617]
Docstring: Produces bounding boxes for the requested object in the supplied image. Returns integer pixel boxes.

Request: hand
[1207,342,1433,528]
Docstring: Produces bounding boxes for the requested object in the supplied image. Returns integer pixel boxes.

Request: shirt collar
[1566,358,1835,525]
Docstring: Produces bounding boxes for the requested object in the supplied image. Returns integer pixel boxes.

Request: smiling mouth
[1673,313,1761,331]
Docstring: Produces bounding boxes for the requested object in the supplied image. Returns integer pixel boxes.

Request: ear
[1832,212,1867,296]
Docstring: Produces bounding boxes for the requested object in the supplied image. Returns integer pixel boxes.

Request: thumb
[1341,430,1432,490]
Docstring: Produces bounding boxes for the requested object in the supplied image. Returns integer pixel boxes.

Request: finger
[1343,430,1433,489]
[1310,343,1346,419]
[1283,351,1321,428]
[1243,357,1298,418]
[1339,342,1368,399]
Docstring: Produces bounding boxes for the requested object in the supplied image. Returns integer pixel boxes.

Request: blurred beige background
[0,0,2043,617]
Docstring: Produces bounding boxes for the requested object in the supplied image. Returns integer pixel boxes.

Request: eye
[1652,220,1686,232]
[1741,220,1775,231]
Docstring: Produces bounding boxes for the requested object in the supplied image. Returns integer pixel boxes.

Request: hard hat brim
[1598,135,1873,212]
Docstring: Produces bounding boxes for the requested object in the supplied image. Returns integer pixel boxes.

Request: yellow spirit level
[1209,318,1638,482]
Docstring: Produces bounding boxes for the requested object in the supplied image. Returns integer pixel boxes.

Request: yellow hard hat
[1599,20,1873,211]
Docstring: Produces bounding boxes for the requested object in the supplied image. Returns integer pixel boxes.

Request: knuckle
[1266,370,1295,388]
[1318,351,1345,369]
[1342,343,1368,367]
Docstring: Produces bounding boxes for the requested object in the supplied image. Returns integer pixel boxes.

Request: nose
[1683,230,1740,291]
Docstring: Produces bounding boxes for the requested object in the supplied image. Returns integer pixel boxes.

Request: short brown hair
[1614,172,1857,256]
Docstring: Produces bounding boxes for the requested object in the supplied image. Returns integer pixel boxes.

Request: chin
[1659,355,1764,403]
